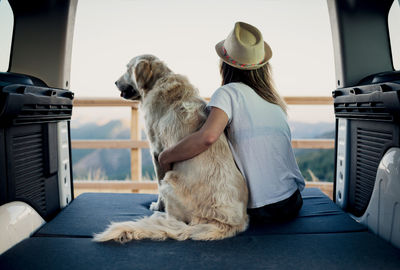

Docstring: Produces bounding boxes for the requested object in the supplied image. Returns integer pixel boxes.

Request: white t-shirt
[207,82,305,208]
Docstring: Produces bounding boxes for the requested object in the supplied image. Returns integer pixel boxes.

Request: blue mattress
[1,188,400,270]
[35,188,366,237]
[2,232,400,269]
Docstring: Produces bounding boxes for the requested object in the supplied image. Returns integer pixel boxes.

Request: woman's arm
[158,107,229,172]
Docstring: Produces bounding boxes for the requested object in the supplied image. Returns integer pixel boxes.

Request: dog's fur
[93,55,248,243]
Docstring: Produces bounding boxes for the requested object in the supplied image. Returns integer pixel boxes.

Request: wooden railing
[72,96,334,198]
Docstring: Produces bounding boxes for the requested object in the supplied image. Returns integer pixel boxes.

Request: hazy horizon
[2,0,399,125]
[69,0,336,125]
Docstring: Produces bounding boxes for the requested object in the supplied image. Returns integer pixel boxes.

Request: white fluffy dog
[93,55,248,243]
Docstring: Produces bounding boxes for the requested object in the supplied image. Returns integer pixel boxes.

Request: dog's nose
[115,81,118,86]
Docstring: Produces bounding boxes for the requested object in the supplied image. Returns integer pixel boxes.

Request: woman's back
[208,82,305,208]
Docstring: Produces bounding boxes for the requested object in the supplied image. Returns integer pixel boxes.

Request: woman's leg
[248,189,303,224]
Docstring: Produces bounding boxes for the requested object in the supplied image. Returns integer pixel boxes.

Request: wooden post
[130,107,141,191]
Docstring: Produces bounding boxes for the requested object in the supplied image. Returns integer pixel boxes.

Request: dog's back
[94,57,248,243]
[145,72,249,238]
[152,74,248,225]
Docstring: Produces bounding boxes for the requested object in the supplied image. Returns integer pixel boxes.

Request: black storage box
[0,72,74,221]
[333,79,400,217]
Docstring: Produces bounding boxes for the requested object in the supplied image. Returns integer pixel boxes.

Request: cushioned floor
[35,188,366,237]
[1,232,399,270]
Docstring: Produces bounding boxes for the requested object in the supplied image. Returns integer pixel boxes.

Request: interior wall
[327,0,394,88]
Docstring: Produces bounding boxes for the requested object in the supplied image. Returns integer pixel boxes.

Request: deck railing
[72,97,335,198]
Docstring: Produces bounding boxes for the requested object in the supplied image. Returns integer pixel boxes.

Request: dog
[93,54,248,242]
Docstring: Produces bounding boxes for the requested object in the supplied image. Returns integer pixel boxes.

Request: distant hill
[71,120,335,181]
[71,120,154,180]
[295,130,335,182]
[289,121,334,139]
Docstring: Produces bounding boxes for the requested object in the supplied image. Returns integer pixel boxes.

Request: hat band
[222,46,263,68]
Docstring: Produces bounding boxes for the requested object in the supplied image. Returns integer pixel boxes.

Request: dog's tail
[93,212,243,243]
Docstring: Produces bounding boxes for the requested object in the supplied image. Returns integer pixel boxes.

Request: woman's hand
[158,149,172,173]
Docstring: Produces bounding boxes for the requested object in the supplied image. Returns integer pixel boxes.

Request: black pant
[248,189,303,224]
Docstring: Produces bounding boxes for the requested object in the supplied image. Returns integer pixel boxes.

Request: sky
[1,0,399,126]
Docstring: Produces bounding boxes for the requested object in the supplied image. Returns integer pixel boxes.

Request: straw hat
[215,22,272,70]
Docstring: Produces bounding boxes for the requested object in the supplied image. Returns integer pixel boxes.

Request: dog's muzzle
[117,84,139,100]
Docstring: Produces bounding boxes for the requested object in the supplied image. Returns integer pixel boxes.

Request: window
[388,0,400,70]
[70,0,336,181]
[0,0,13,72]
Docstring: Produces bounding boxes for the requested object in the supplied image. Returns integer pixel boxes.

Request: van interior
[0,0,400,269]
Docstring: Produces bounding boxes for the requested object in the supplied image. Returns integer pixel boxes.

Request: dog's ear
[135,60,153,90]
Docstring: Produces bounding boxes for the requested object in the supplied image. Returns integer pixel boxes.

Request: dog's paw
[149,201,160,211]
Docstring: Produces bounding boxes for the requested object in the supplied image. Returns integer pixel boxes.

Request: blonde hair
[219,61,287,114]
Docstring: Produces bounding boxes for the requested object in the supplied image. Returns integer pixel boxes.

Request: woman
[158,22,305,223]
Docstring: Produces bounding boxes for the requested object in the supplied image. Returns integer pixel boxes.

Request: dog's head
[115,54,169,101]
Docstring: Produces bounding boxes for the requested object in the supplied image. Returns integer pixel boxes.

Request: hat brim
[215,40,272,70]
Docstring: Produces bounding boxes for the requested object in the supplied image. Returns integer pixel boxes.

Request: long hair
[219,61,287,114]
